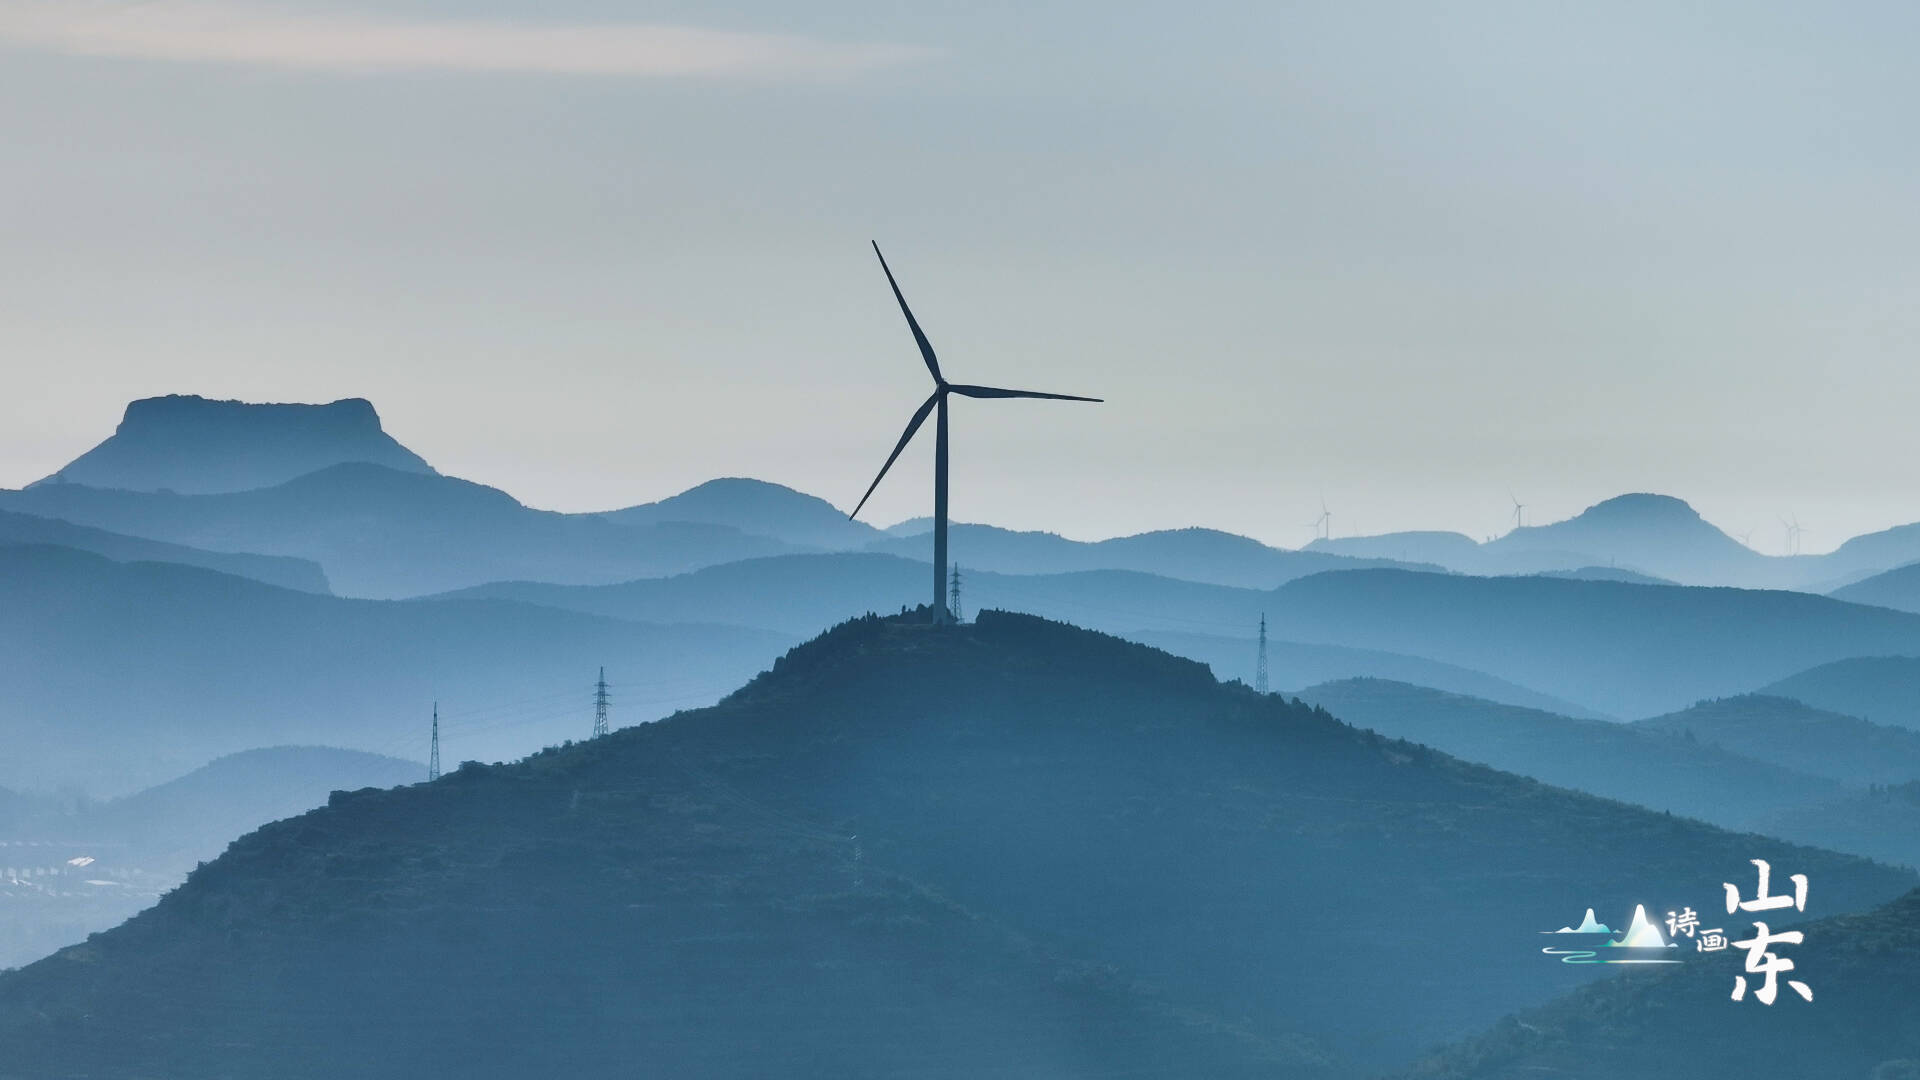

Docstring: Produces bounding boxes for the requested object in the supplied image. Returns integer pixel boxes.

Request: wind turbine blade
[946,384,1102,402]
[849,392,940,520]
[872,243,943,385]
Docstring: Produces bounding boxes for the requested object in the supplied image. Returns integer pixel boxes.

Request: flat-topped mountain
[0,612,1906,1078]
[36,395,435,495]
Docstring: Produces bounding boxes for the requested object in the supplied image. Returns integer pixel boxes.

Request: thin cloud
[0,1,930,79]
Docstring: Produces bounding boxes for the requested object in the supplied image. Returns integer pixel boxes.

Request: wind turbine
[1778,514,1807,556]
[1312,494,1333,541]
[848,243,1100,621]
[1508,491,1527,531]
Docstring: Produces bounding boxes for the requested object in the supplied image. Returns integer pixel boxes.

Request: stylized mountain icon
[1551,908,1613,934]
[1608,904,1674,947]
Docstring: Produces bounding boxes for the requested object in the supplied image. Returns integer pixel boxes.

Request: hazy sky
[3,1,1916,553]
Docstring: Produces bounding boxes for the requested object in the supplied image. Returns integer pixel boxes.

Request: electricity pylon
[593,667,610,739]
[1255,614,1270,694]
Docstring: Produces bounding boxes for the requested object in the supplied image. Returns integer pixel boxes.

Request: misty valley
[2,395,1919,1078]
[9,7,1920,1071]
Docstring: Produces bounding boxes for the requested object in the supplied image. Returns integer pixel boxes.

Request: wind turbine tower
[1312,495,1332,542]
[849,244,1100,621]
[1509,492,1527,532]
[1779,515,1806,556]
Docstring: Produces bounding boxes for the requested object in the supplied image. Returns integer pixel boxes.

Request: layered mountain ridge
[0,612,1907,1078]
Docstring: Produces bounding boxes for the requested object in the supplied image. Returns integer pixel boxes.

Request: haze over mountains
[598,477,882,550]
[0,747,419,971]
[1482,493,1779,585]
[0,506,328,593]
[1299,680,1920,871]
[868,522,1438,589]
[1293,679,1845,834]
[1637,694,1920,788]
[9,395,1920,789]
[450,556,1920,717]
[0,544,792,793]
[1,614,1909,1078]
[1129,630,1606,717]
[1,463,806,598]
[10,393,1920,1075]
[1761,656,1920,731]
[15,396,1920,605]
[1830,561,1920,614]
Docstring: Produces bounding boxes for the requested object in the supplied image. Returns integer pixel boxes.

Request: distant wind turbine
[848,243,1100,621]
[1310,494,1332,542]
[1778,514,1807,556]
[1508,491,1528,531]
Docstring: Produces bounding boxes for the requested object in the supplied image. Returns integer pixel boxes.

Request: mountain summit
[0,610,1905,1078]
[34,395,436,495]
[600,476,879,550]
[1484,493,1763,584]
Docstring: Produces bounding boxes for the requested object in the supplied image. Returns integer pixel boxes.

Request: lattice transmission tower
[1255,614,1270,694]
[593,667,611,739]
[429,701,442,780]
